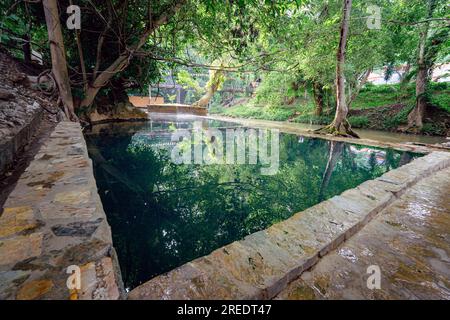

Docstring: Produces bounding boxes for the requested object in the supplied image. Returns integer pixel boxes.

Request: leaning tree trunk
[80,54,129,108]
[316,0,358,138]
[42,0,77,121]
[191,69,224,108]
[79,0,186,109]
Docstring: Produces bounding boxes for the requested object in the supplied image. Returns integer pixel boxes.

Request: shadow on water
[84,118,422,290]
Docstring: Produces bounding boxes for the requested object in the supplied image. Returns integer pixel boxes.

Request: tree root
[398,124,422,135]
[314,119,360,138]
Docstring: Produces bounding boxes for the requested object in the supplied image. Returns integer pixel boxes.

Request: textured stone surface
[0,52,49,175]
[128,151,450,300]
[276,167,450,300]
[0,122,123,299]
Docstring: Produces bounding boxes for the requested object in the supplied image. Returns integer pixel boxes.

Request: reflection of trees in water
[87,132,417,289]
[319,141,344,202]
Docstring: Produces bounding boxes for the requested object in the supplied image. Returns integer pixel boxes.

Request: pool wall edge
[0,121,125,300]
[127,150,450,300]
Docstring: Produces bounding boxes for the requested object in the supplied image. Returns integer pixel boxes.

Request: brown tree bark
[22,34,32,64]
[407,0,436,131]
[191,69,225,108]
[42,0,77,121]
[316,0,358,137]
[408,64,428,129]
[312,82,325,116]
[80,0,186,109]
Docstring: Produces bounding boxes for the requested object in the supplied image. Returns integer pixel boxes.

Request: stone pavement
[1,118,449,300]
[0,122,123,300]
[276,167,450,300]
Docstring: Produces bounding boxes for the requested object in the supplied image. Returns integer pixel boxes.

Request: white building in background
[367,63,450,85]
[432,63,450,82]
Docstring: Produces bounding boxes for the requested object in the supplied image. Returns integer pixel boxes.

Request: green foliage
[353,84,410,109]
[383,104,414,129]
[0,14,27,43]
[219,102,300,121]
[348,116,370,128]
[430,82,450,113]
[253,72,299,108]
[421,122,446,136]
[176,70,202,93]
[2,0,448,132]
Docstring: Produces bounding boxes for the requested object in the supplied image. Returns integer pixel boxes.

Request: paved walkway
[0,122,122,300]
[276,167,450,300]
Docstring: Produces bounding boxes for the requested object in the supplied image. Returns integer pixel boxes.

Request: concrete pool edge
[127,151,450,300]
[0,121,124,300]
[1,119,448,300]
[206,115,448,154]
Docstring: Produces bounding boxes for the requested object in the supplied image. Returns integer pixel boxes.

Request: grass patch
[430,91,450,113]
[348,116,369,128]
[354,82,450,112]
[218,102,304,121]
[353,83,413,109]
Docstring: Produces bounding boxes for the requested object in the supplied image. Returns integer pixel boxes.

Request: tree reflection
[86,124,418,289]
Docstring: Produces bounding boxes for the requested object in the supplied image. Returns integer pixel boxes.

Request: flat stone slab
[275,166,450,300]
[0,122,123,300]
[128,151,450,300]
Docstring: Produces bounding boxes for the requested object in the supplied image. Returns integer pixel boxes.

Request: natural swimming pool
[84,116,421,290]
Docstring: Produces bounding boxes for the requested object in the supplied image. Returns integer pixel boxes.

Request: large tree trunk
[406,0,436,131]
[80,54,129,108]
[316,0,358,138]
[408,65,428,129]
[191,69,224,108]
[42,0,77,121]
[312,82,325,116]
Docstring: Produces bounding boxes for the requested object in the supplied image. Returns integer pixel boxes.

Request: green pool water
[84,117,421,290]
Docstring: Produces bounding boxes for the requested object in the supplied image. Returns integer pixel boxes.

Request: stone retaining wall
[0,51,49,176]
[0,104,44,174]
[128,151,450,300]
[0,122,123,300]
[0,106,44,175]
